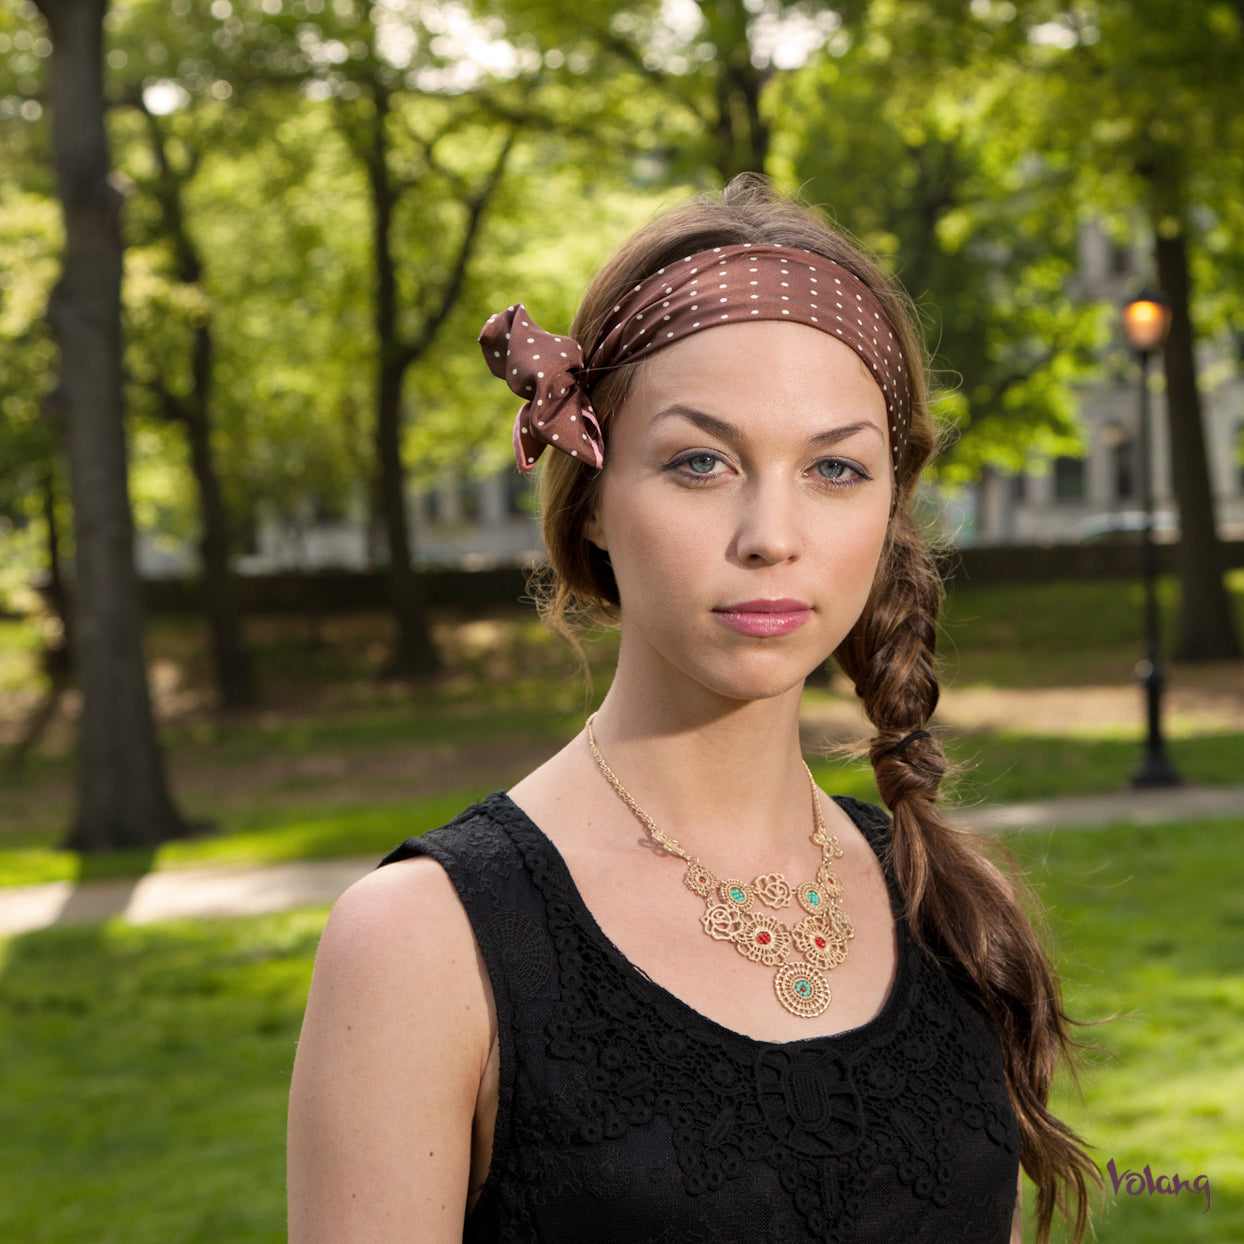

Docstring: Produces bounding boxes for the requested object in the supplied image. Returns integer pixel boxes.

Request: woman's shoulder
[316,851,482,999]
[830,794,892,849]
[380,791,530,869]
[320,792,532,965]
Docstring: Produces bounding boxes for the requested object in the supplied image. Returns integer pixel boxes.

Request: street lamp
[1120,289,1179,787]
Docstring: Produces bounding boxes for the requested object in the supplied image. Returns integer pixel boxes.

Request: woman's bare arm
[288,857,495,1243]
[1010,1169,1023,1243]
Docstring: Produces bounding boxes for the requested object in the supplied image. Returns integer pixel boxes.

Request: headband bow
[480,304,605,472]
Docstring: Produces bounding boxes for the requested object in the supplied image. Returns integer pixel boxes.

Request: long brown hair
[534,174,1097,1242]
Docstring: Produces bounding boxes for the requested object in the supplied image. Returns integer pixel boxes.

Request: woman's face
[589,320,894,705]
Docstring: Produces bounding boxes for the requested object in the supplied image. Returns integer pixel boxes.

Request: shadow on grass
[0,905,317,1242]
[47,845,160,928]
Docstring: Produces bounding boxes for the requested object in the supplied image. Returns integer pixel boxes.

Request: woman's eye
[813,458,870,485]
[666,451,724,478]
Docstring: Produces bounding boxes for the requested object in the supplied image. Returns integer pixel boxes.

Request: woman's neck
[589,676,815,864]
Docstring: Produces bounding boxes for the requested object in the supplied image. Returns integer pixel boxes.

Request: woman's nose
[733,479,801,566]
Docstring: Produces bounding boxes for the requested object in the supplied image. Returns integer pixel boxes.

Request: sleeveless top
[381,792,1020,1243]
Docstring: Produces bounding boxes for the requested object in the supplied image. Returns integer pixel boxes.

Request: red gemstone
[815,936,826,948]
[756,931,772,945]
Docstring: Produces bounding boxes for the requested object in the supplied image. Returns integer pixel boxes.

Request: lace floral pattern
[385,794,1020,1243]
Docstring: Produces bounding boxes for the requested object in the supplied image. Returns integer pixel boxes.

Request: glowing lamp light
[1121,291,1172,355]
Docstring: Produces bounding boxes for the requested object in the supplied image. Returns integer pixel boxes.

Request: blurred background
[1,1,1241,1240]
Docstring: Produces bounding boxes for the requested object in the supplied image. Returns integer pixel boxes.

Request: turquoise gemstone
[729,887,745,903]
[808,891,821,906]
[796,979,812,997]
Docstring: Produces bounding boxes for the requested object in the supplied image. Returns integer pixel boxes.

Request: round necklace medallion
[774,961,832,1018]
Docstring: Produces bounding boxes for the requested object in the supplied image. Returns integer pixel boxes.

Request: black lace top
[381,792,1019,1243]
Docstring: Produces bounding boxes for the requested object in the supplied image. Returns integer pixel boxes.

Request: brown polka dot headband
[480,243,912,475]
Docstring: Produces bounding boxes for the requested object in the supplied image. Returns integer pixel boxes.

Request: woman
[288,178,1095,1243]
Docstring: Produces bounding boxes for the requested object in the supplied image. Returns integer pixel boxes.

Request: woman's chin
[671,655,829,706]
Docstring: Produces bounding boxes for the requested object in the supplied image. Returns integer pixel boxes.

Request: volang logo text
[1106,1158,1210,1214]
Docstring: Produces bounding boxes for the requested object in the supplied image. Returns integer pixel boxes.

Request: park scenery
[2,1,1243,1241]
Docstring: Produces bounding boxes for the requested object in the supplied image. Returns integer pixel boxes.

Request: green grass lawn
[1,817,1240,1242]
[1011,819,1244,1242]
[0,910,321,1243]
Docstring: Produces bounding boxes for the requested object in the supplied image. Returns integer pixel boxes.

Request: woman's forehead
[624,321,888,417]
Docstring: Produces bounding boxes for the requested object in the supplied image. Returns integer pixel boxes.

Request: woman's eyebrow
[806,422,887,450]
[654,405,741,442]
[654,404,885,449]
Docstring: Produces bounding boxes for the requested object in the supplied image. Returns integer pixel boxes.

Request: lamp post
[1120,290,1179,787]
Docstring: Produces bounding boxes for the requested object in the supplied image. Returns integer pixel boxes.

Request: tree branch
[400,127,518,367]
[579,22,709,128]
[144,375,190,427]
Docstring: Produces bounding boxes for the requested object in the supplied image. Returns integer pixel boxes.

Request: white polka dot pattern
[480,244,912,475]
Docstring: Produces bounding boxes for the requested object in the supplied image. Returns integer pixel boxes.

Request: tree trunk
[185,396,257,708]
[40,456,73,677]
[710,0,771,180]
[35,0,188,849]
[375,355,440,678]
[367,84,441,680]
[1152,221,1242,660]
[7,462,74,774]
[182,300,256,708]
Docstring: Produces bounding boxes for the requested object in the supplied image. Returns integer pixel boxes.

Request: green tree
[126,0,530,677]
[772,2,1105,486]
[123,91,257,706]
[342,83,516,678]
[1026,0,1242,659]
[283,1,531,677]
[0,15,76,770]
[477,0,848,182]
[28,0,187,850]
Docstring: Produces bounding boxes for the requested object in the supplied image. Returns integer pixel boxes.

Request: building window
[1108,239,1133,276]
[237,508,259,556]
[412,490,435,528]
[505,470,533,518]
[458,480,480,523]
[1053,456,1086,501]
[1102,423,1136,502]
[312,491,346,523]
[1112,441,1135,501]
[431,486,457,526]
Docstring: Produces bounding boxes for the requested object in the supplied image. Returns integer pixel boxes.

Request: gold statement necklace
[585,713,854,1019]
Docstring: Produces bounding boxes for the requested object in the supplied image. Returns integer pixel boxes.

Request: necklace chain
[584,713,854,1019]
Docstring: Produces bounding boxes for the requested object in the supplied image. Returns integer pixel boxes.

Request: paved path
[1,785,1240,938]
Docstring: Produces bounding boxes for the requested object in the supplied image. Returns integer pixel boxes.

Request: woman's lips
[712,599,813,637]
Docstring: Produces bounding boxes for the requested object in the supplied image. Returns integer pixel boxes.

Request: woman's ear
[585,508,607,551]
